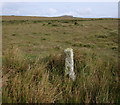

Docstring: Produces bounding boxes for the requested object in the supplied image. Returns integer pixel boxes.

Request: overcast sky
[1,0,119,2]
[2,2,118,18]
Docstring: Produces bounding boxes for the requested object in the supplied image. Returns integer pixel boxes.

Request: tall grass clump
[2,47,119,103]
[2,47,59,103]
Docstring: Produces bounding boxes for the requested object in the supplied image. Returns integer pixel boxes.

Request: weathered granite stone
[64,48,76,81]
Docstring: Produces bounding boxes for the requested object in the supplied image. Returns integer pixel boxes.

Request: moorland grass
[2,47,119,103]
[2,16,119,103]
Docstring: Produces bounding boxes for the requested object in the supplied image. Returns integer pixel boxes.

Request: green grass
[3,17,118,58]
[2,16,119,103]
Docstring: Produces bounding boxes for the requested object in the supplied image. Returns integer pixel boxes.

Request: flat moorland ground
[2,16,119,103]
[2,16,118,58]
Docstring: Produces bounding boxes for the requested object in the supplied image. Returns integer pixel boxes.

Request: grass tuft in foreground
[2,47,119,103]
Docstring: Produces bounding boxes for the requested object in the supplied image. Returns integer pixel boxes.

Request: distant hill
[58,15,74,18]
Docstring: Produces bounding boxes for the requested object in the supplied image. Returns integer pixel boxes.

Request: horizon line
[1,15,119,18]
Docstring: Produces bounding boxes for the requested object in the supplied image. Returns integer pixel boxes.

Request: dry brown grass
[2,47,60,103]
[2,47,119,103]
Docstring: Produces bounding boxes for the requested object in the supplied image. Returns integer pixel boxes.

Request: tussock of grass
[2,47,59,103]
[95,34,108,38]
[2,47,119,103]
